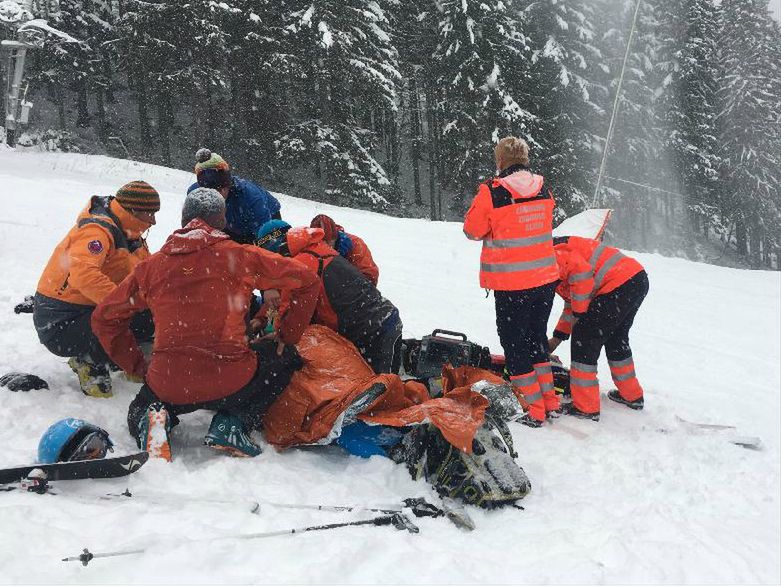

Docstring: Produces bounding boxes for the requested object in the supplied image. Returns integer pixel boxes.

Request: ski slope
[0,150,779,584]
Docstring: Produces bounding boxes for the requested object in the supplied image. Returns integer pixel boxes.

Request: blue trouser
[334,421,406,458]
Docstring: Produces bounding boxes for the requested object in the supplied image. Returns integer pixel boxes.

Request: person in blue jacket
[187,148,282,244]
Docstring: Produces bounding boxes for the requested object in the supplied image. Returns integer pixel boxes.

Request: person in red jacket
[549,236,649,419]
[463,137,560,427]
[92,188,319,460]
[310,214,380,285]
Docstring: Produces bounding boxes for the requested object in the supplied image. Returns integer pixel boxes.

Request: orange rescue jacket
[36,196,151,306]
[552,236,644,338]
[463,165,558,291]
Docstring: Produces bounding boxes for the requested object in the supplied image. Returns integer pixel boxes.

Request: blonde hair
[494,137,530,170]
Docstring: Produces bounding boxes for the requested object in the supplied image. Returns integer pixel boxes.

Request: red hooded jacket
[92,220,319,404]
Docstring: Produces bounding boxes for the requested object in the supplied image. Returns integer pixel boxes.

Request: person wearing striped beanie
[32,181,160,399]
[188,148,281,244]
[114,180,161,225]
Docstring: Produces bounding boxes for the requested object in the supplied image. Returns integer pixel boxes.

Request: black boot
[561,402,600,421]
[607,390,644,411]
[518,413,544,428]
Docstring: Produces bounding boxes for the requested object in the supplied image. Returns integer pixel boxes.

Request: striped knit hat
[115,181,161,212]
[194,148,231,189]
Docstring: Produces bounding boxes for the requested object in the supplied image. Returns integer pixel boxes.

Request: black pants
[494,282,557,376]
[361,317,404,375]
[127,340,302,439]
[571,271,649,364]
[33,294,154,365]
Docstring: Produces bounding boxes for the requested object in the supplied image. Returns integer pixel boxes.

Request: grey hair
[182,187,226,227]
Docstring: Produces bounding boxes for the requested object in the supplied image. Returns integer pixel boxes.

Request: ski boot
[518,413,544,428]
[68,357,112,398]
[138,402,172,462]
[561,402,600,421]
[607,390,644,411]
[204,412,262,457]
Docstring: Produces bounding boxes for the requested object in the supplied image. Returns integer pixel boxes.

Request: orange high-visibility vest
[464,168,558,291]
[552,236,644,337]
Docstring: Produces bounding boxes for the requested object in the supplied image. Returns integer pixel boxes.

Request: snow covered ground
[0,150,779,584]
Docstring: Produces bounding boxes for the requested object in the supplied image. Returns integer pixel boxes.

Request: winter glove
[0,372,49,392]
[334,231,354,257]
[14,295,35,314]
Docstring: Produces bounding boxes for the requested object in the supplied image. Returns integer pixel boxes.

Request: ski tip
[446,511,476,532]
[731,436,763,450]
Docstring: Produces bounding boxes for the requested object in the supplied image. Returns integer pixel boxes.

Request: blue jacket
[188,176,281,243]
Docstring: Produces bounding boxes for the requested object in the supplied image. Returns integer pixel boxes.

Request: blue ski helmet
[256,219,291,253]
[38,418,114,464]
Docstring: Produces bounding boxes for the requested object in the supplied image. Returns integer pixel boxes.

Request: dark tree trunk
[386,107,400,189]
[230,81,241,163]
[54,83,67,130]
[735,219,747,257]
[76,82,90,128]
[424,83,438,221]
[95,87,108,143]
[157,89,172,166]
[749,225,761,268]
[409,72,423,206]
[103,59,116,104]
[135,71,151,146]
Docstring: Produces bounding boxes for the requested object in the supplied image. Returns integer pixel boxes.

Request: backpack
[389,416,531,509]
[400,330,493,379]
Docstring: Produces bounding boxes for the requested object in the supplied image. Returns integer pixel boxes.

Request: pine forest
[3,0,780,268]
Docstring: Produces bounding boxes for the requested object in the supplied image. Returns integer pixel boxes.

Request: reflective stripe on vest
[593,250,626,290]
[481,256,557,273]
[565,243,628,305]
[483,233,553,249]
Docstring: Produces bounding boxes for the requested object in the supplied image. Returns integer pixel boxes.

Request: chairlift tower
[0,0,68,147]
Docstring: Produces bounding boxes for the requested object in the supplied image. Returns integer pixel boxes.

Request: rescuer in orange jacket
[310,214,380,285]
[463,137,560,427]
[33,181,160,398]
[549,236,649,419]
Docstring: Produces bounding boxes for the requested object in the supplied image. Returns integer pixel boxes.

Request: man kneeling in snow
[92,188,319,460]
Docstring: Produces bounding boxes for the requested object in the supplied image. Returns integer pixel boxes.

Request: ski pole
[260,496,438,517]
[62,513,418,566]
[104,489,261,514]
[259,496,475,531]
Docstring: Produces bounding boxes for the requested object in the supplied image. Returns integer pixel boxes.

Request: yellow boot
[67,357,113,398]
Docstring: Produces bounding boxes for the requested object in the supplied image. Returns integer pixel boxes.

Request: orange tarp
[262,325,489,453]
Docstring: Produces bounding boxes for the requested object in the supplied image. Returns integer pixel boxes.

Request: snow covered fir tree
[0,0,780,583]
[1,0,778,267]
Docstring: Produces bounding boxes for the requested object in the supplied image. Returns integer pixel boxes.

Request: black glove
[14,295,35,314]
[0,372,49,392]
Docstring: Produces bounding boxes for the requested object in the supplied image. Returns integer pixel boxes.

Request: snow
[0,151,779,584]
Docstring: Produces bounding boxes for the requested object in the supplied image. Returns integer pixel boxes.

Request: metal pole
[591,0,643,207]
